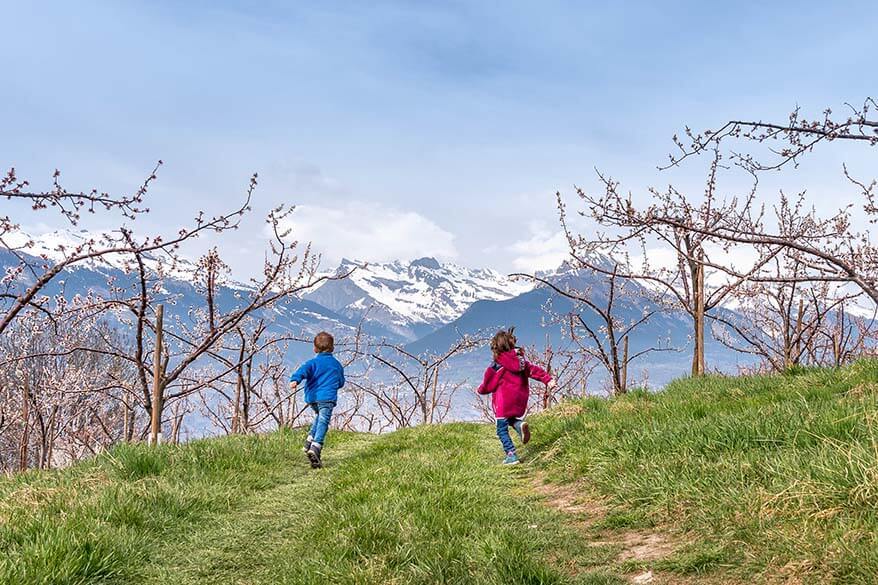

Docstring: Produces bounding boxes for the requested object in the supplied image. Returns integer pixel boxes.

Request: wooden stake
[692,253,706,376]
[621,335,629,394]
[150,304,164,446]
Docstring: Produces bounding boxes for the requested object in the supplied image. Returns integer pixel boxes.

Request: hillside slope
[3,362,878,584]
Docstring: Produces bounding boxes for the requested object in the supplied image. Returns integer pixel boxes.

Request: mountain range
[2,230,753,404]
[304,257,532,341]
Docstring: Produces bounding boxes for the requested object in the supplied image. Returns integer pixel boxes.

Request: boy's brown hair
[490,328,517,360]
[314,331,334,353]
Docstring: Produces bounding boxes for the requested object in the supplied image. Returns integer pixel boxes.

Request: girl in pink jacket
[478,328,555,465]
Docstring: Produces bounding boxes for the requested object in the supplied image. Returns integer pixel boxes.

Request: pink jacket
[477,349,552,418]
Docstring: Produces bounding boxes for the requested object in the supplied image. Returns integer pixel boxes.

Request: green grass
[0,424,618,584]
[527,359,878,583]
[4,362,878,584]
[0,430,364,584]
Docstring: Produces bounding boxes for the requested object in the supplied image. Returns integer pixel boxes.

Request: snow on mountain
[0,234,386,348]
[304,257,533,340]
[3,228,111,262]
[4,228,216,285]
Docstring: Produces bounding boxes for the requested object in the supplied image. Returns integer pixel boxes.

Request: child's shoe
[307,443,323,469]
[514,421,531,445]
[303,435,313,453]
[503,452,520,465]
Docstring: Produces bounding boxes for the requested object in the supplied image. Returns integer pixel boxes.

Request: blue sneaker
[503,452,520,465]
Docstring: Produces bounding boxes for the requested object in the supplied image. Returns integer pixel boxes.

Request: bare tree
[527,341,597,411]
[0,298,133,471]
[0,167,257,449]
[709,247,874,372]
[0,163,255,336]
[195,312,375,437]
[651,99,878,308]
[557,99,878,374]
[198,320,307,435]
[823,304,878,367]
[82,196,354,442]
[202,316,373,436]
[363,335,482,428]
[515,264,673,395]
[558,149,784,375]
[1,165,353,460]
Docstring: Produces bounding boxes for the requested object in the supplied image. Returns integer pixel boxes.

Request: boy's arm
[289,359,313,384]
[339,363,346,389]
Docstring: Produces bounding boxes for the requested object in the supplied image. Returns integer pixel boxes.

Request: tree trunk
[427,368,439,424]
[39,406,57,470]
[123,404,131,442]
[171,411,183,444]
[833,305,846,366]
[46,408,56,470]
[608,322,623,395]
[620,336,629,394]
[241,360,252,432]
[793,298,805,368]
[18,382,30,472]
[231,375,243,434]
[417,370,430,425]
[543,338,554,408]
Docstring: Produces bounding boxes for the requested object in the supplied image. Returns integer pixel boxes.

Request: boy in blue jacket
[289,331,345,468]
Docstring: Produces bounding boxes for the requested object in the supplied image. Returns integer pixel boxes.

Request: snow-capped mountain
[407,266,755,394]
[4,229,115,261]
[3,228,205,284]
[0,240,390,352]
[304,257,534,341]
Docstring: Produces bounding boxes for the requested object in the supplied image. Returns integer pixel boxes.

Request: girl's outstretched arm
[526,361,552,385]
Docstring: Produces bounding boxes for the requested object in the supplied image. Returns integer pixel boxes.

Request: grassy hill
[3,361,878,584]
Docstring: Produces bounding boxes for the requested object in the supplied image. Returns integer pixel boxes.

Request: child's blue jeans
[496,417,524,454]
[308,401,335,446]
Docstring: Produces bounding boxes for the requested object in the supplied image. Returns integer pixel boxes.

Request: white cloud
[508,222,570,272]
[629,246,678,272]
[510,226,769,284]
[278,202,458,265]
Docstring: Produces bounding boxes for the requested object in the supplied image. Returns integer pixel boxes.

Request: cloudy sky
[2,1,876,276]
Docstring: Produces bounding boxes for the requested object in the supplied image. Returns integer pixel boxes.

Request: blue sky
[2,1,876,275]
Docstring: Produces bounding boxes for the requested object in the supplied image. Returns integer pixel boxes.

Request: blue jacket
[290,352,345,404]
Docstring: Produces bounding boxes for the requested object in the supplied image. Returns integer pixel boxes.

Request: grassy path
[140,434,374,584]
[1,422,622,584]
[138,424,622,585]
